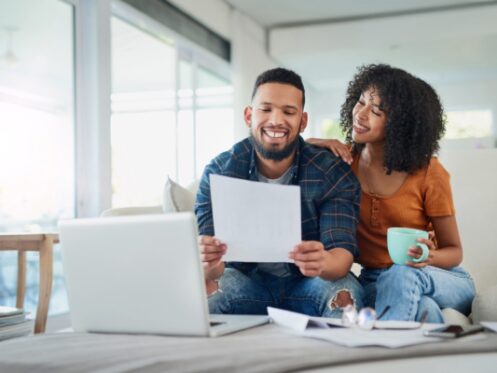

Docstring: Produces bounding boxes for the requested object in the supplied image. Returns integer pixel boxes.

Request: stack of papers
[0,306,32,341]
[268,307,447,348]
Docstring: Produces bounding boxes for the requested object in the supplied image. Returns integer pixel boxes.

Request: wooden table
[0,232,59,334]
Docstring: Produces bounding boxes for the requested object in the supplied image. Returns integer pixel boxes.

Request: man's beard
[249,131,300,161]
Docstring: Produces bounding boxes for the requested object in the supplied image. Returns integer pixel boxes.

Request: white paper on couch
[482,322,497,333]
[267,306,342,332]
[210,174,301,263]
[268,307,447,348]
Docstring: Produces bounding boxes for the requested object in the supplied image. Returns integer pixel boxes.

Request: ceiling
[224,0,496,28]
[224,0,497,91]
[2,0,497,96]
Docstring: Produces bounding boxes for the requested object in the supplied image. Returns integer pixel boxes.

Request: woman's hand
[406,236,437,268]
[307,138,353,164]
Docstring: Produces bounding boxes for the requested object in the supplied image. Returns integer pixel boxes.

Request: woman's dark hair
[340,64,446,174]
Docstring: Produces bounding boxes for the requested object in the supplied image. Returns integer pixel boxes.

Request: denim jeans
[209,267,364,317]
[360,264,476,323]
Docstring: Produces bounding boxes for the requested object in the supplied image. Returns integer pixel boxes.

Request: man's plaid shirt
[195,136,361,276]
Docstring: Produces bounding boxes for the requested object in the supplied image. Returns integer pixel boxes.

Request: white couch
[101,149,497,324]
[438,149,497,323]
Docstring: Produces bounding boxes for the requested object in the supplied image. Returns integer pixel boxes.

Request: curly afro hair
[340,64,446,174]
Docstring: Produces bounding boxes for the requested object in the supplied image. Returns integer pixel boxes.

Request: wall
[436,77,497,138]
[267,4,497,143]
[439,149,497,290]
[310,75,497,142]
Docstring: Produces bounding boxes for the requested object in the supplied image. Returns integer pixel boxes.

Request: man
[195,67,363,317]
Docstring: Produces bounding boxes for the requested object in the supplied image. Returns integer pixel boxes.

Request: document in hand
[210,174,301,262]
[268,307,447,348]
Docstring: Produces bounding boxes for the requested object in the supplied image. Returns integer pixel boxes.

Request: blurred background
[1,0,496,327]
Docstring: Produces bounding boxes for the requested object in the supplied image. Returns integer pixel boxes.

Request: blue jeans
[360,265,476,323]
[209,267,364,317]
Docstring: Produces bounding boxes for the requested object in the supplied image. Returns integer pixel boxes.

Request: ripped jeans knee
[329,288,355,310]
[321,274,364,317]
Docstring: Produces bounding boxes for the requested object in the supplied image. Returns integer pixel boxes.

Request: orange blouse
[351,156,455,268]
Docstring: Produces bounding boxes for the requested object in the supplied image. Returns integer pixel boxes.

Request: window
[0,1,233,319]
[111,16,177,207]
[0,0,74,315]
[320,118,346,142]
[195,67,233,180]
[445,110,493,139]
[177,61,234,186]
[111,16,233,206]
[177,58,195,186]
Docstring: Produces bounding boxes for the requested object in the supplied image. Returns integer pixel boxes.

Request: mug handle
[411,243,429,263]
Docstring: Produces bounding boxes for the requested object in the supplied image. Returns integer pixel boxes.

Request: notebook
[59,213,268,337]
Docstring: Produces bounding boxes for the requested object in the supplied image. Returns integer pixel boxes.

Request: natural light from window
[0,0,74,316]
[111,17,233,206]
[445,110,493,139]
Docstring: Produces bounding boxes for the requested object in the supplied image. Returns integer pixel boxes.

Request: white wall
[269,5,497,91]
[436,77,497,134]
[267,4,497,144]
[310,75,497,143]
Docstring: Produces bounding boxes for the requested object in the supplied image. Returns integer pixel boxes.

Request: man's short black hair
[251,67,305,107]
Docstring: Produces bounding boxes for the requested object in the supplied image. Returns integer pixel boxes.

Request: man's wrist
[205,262,225,281]
[320,248,353,280]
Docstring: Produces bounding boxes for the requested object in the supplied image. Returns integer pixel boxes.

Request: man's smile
[262,127,289,142]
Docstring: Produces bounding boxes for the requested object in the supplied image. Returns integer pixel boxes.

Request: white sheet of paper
[482,321,497,332]
[267,307,334,332]
[268,306,446,348]
[373,320,425,330]
[210,175,301,262]
[301,327,443,348]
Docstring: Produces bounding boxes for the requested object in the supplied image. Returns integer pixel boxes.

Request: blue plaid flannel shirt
[195,136,361,277]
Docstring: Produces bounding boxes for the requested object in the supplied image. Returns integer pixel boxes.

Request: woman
[309,64,475,323]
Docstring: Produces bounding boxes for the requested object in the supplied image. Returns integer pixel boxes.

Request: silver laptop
[59,212,268,337]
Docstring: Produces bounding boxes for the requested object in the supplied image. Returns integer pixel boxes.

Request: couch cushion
[162,177,196,213]
[101,206,163,217]
[472,284,497,323]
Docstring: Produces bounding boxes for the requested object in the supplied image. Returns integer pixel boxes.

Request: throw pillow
[162,176,196,213]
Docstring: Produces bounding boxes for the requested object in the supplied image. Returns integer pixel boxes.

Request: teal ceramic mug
[387,227,429,265]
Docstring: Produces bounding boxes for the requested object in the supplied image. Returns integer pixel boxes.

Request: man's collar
[248,136,303,182]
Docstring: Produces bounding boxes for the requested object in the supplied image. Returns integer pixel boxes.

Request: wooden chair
[0,233,58,334]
